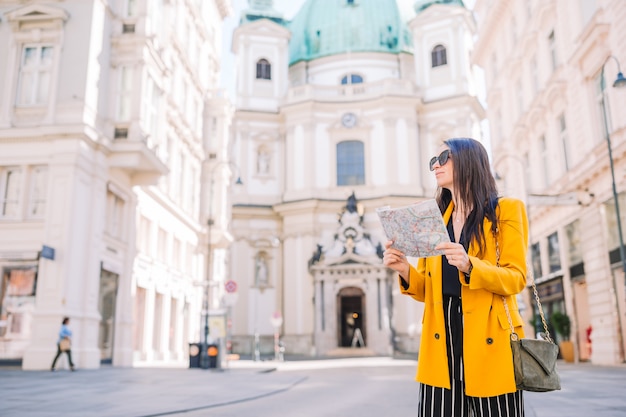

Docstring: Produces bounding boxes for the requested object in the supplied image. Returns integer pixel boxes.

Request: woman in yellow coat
[383,138,528,417]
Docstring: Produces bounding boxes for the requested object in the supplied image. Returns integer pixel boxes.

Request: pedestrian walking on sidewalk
[383,138,528,416]
[51,317,75,371]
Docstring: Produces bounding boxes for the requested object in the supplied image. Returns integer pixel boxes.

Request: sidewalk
[1,358,626,417]
[0,357,413,417]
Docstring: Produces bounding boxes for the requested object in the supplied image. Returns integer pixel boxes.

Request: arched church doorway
[337,287,366,347]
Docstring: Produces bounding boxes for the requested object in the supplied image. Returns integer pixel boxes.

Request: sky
[218,0,470,96]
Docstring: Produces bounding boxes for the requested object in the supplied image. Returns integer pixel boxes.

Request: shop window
[0,266,37,338]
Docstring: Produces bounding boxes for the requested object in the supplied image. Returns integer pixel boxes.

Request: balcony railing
[284,79,418,105]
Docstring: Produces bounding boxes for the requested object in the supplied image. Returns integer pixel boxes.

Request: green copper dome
[414,0,465,14]
[288,0,413,66]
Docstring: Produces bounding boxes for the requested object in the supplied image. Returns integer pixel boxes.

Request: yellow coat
[400,197,528,397]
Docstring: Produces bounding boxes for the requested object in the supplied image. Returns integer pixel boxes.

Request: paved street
[1,358,625,417]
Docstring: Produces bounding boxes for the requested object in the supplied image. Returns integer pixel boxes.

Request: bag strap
[494,227,555,344]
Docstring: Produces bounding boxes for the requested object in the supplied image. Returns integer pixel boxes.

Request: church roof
[413,0,465,14]
[287,0,413,65]
[240,0,286,25]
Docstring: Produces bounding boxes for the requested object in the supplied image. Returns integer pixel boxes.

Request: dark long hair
[435,138,499,256]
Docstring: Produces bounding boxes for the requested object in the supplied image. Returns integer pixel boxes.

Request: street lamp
[600,55,626,362]
[201,160,243,370]
[600,55,626,285]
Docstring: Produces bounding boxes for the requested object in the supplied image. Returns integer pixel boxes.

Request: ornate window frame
[2,4,68,126]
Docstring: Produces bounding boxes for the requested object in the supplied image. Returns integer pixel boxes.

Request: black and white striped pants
[417,296,525,417]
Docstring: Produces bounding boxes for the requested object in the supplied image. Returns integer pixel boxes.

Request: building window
[16,45,54,106]
[178,153,186,206]
[604,192,626,252]
[138,216,152,255]
[547,232,561,273]
[28,166,48,218]
[173,238,181,270]
[256,59,271,80]
[559,114,570,172]
[106,190,125,240]
[157,228,168,262]
[125,0,138,17]
[340,74,363,85]
[0,167,22,219]
[117,66,133,121]
[531,242,542,278]
[185,243,194,275]
[595,71,609,143]
[565,220,582,266]
[141,76,161,149]
[431,45,447,68]
[548,30,557,71]
[146,0,163,38]
[337,141,365,186]
[189,165,198,218]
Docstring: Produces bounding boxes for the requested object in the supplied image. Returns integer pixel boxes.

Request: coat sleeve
[398,257,427,302]
[463,198,528,296]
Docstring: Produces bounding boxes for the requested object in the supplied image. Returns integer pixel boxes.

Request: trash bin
[189,343,201,368]
[207,344,219,369]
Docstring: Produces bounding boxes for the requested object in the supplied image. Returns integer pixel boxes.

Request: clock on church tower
[341,112,357,128]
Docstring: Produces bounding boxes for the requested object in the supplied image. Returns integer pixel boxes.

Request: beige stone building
[473,0,626,364]
[0,0,231,369]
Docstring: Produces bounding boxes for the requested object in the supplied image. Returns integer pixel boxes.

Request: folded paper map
[376,199,450,258]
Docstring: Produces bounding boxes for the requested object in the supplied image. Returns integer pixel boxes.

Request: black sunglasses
[429,149,451,171]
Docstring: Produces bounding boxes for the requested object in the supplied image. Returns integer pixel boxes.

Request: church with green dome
[227,0,483,358]
[286,0,413,65]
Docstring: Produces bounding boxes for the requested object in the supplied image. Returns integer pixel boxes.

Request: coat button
[434,333,440,339]
[486,338,493,344]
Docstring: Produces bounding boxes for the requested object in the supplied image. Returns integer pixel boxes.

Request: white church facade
[225,0,486,357]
